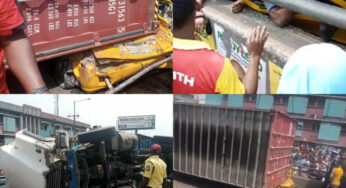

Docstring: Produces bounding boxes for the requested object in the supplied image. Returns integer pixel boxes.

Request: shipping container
[20,0,159,62]
[173,103,297,188]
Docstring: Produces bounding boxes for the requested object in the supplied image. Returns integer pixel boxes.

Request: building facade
[0,101,90,146]
[175,95,346,148]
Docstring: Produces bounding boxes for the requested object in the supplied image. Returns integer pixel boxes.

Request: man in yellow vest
[139,144,167,188]
[329,161,344,188]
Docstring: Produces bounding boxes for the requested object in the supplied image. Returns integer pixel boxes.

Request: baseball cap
[150,144,162,154]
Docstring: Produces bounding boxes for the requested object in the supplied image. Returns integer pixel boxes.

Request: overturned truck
[0,127,142,188]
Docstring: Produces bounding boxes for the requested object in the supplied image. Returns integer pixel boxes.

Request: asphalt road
[174,172,240,188]
[292,175,324,188]
[174,172,324,188]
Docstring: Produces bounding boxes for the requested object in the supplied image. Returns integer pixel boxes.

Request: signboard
[269,61,282,94]
[118,115,155,130]
[214,23,227,57]
[213,22,267,94]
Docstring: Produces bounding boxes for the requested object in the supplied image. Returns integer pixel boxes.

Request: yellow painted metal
[74,54,170,93]
[292,16,346,45]
[279,177,295,188]
[72,17,173,93]
[279,165,295,188]
[331,0,346,8]
[243,0,269,14]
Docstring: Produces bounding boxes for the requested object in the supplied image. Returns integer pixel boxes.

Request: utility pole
[68,98,91,136]
[54,94,59,116]
[73,100,76,136]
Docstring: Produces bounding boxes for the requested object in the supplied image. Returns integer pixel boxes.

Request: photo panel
[173,94,346,188]
[0,94,173,188]
[3,0,173,94]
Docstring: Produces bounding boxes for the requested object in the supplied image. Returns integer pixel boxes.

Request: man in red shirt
[0,0,48,94]
[173,0,268,94]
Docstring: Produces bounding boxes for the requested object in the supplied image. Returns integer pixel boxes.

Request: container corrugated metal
[174,103,296,188]
[20,0,158,61]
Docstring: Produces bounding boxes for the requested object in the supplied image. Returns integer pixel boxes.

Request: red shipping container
[19,0,159,61]
[174,103,297,188]
[265,112,296,188]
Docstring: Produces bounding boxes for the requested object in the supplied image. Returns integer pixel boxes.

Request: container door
[265,112,296,188]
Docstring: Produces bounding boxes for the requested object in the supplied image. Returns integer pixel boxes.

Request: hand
[246,26,269,58]
[195,0,204,11]
[196,0,204,7]
[195,17,206,33]
[232,0,245,13]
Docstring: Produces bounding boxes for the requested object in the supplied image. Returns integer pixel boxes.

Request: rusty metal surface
[173,102,296,188]
[265,110,296,188]
[20,0,158,61]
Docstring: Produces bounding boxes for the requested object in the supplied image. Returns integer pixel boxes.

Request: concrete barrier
[203,0,323,93]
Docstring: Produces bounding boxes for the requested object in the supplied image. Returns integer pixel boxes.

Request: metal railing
[264,0,346,29]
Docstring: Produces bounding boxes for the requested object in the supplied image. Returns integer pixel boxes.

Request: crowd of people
[172,0,346,94]
[292,142,345,188]
[292,143,344,176]
[292,142,346,188]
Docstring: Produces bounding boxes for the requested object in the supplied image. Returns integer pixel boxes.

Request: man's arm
[195,0,207,10]
[195,10,206,34]
[139,161,153,188]
[232,0,246,13]
[163,178,168,188]
[269,8,295,27]
[242,26,269,94]
[162,163,168,188]
[138,177,150,188]
[0,30,47,93]
[196,0,206,7]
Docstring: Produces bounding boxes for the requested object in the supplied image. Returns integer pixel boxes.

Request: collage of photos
[0,0,345,188]
[173,95,346,188]
[0,95,174,188]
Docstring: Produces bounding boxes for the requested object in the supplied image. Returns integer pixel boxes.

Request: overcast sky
[0,95,173,137]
